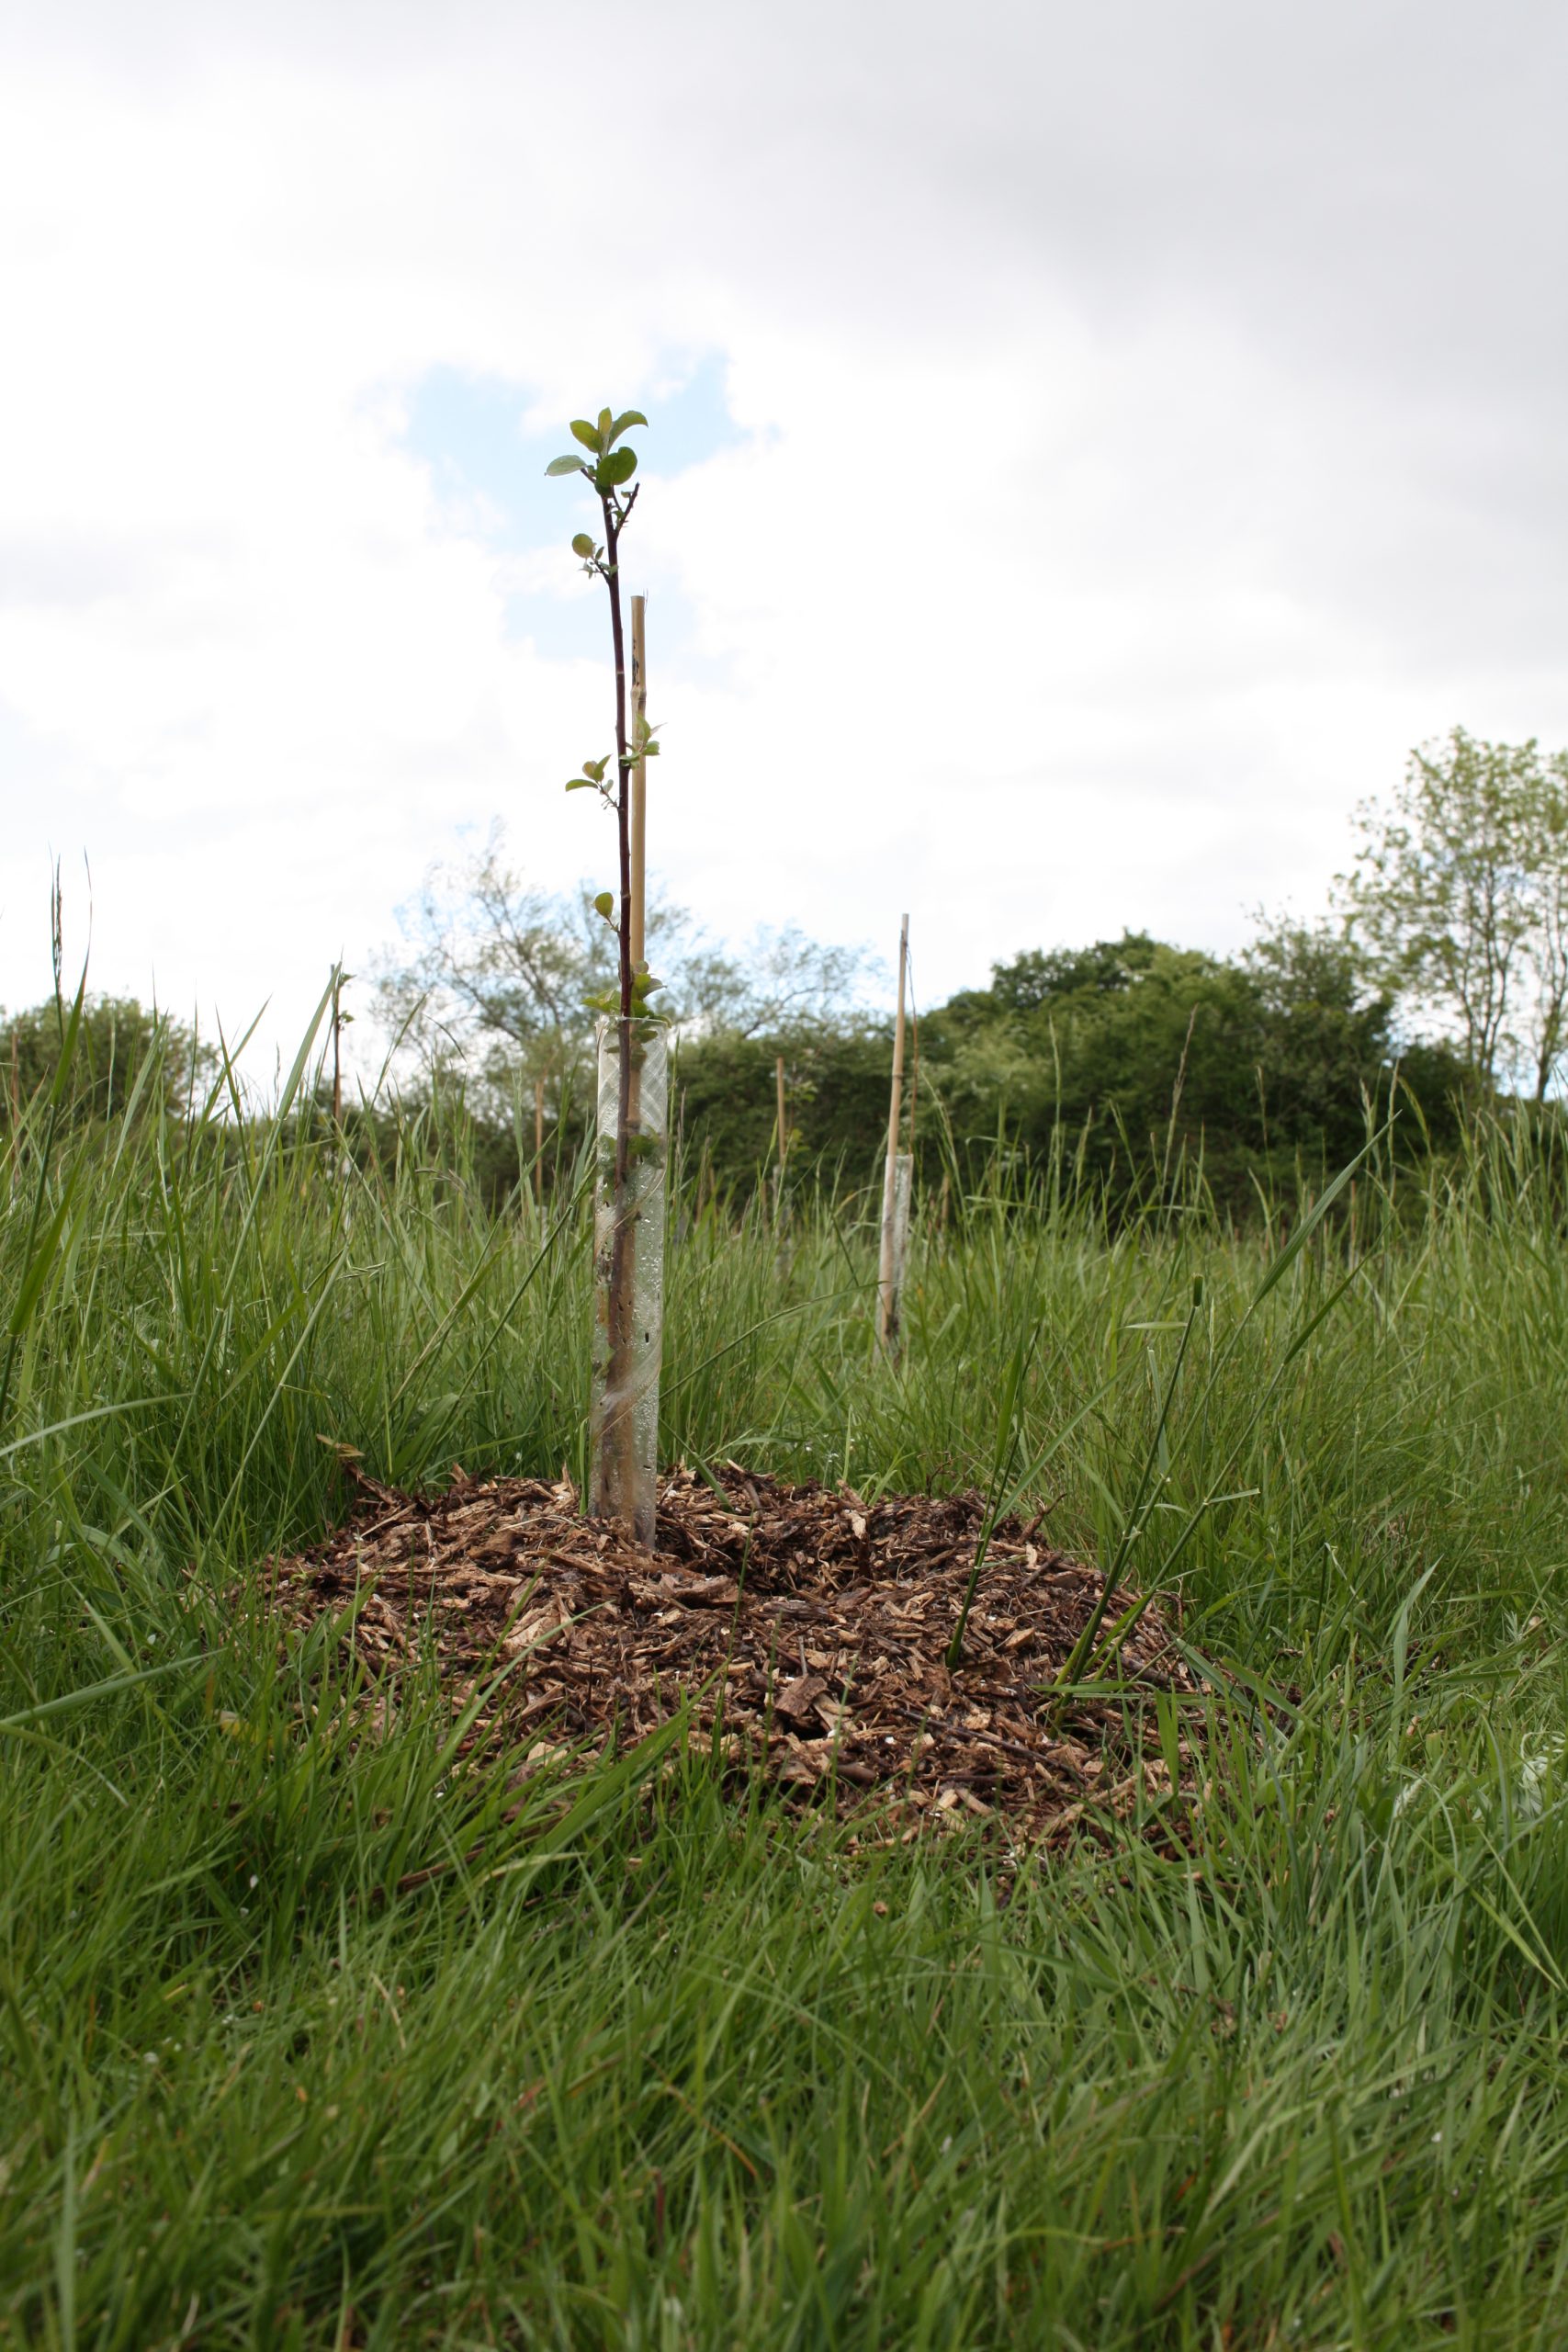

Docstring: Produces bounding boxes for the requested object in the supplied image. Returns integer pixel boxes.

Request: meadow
[5,1008,1568,2348]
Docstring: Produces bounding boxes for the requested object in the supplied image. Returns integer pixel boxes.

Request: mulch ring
[267,1463,1209,1846]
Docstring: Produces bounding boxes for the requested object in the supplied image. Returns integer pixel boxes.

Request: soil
[267,1461,1206,1845]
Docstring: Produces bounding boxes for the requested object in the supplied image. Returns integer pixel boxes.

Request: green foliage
[7,1008,1568,2339]
[674,1024,896,1197]
[374,830,875,1179]
[0,992,213,1132]
[378,827,1485,1219]
[1337,725,1568,1097]
[565,754,612,796]
[920,924,1470,1214]
[547,401,651,1025]
[379,888,1483,1220]
[547,413,645,503]
[583,966,664,1022]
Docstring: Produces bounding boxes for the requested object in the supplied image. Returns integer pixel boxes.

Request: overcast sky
[3,0,1565,1071]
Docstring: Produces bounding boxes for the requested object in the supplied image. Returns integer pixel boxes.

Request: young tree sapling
[547,408,668,1541]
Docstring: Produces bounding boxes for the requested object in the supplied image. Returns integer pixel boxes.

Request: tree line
[6,728,1566,1216]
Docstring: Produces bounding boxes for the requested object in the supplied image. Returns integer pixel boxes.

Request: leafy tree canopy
[0,993,214,1129]
[919,922,1467,1208]
[1335,726,1568,1099]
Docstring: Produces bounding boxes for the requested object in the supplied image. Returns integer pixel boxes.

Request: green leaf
[546,455,586,477]
[597,408,613,438]
[597,447,637,489]
[7,1170,81,1338]
[570,419,604,453]
[608,410,648,446]
[0,1655,204,1736]
[565,779,596,791]
[570,533,596,559]
[593,891,615,921]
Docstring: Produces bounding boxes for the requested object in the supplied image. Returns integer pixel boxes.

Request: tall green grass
[5,1003,1568,2346]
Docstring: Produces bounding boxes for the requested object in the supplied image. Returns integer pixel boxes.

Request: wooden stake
[535,1074,545,1205]
[877,915,910,1357]
[629,594,648,972]
[775,1055,787,1161]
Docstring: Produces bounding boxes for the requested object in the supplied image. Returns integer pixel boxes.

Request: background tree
[670,1023,895,1200]
[375,824,649,1091]
[918,925,1465,1211]
[1517,752,1568,1098]
[0,994,214,1131]
[1335,727,1568,1096]
[372,897,1475,1216]
[375,822,875,1116]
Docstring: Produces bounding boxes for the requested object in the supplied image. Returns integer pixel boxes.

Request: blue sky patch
[400,354,744,663]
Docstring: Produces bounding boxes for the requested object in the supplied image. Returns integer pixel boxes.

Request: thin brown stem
[600,492,633,1022]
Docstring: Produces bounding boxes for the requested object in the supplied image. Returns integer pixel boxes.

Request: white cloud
[2,0,1566,1072]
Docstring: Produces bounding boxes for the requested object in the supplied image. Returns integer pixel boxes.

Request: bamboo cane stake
[625,588,649,1292]
[535,1075,545,1206]
[877,915,910,1357]
[629,594,648,971]
[623,593,649,1319]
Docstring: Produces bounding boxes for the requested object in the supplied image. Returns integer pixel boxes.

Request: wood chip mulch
[267,1463,1207,1845]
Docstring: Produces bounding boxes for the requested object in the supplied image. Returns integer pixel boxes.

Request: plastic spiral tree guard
[589,1016,668,1547]
[886,1149,913,1356]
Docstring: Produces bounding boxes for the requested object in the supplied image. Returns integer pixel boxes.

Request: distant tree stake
[877,915,911,1361]
[773,1053,787,1206]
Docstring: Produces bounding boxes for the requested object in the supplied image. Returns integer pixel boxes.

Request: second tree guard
[877,913,911,1359]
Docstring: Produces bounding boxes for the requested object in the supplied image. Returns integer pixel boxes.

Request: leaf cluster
[545,407,648,498]
[565,717,661,808]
